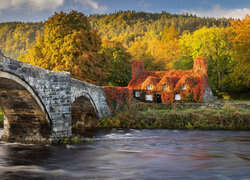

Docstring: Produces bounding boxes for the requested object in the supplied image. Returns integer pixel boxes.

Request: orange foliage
[141,76,158,90]
[128,57,209,103]
[103,86,133,110]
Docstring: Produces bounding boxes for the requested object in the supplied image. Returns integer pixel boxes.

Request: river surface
[0,129,250,180]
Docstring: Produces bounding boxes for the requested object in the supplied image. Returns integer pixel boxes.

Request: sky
[0,0,249,22]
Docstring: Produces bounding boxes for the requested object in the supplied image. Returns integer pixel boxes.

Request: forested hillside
[89,11,230,47]
[0,22,43,58]
[0,11,230,59]
[0,11,249,98]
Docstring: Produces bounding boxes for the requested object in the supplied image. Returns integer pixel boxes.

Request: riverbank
[100,102,250,130]
[1,102,249,131]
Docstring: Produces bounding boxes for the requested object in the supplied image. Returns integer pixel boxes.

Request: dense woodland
[0,11,249,98]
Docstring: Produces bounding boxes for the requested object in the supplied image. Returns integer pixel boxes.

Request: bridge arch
[71,92,99,134]
[0,71,51,142]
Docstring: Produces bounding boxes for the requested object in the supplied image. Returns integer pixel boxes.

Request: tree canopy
[176,26,231,92]
[19,11,108,84]
[0,11,249,97]
[226,14,250,89]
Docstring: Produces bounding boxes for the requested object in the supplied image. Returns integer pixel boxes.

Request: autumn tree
[161,25,178,44]
[128,39,165,70]
[101,38,131,86]
[1,11,230,60]
[175,26,232,92]
[0,22,43,59]
[19,11,108,84]
[129,26,181,71]
[2,11,247,94]
[226,14,250,89]
[147,37,181,69]
[89,11,230,47]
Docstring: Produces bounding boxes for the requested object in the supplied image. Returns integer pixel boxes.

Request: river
[0,129,250,179]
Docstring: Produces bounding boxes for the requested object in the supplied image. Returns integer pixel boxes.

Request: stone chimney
[132,61,145,78]
[193,57,208,75]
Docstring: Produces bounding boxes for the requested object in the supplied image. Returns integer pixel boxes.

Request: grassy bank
[229,100,250,104]
[100,103,250,130]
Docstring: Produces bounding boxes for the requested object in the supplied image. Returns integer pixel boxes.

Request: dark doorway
[156,94,162,103]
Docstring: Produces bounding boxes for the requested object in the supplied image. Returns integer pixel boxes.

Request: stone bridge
[0,51,111,143]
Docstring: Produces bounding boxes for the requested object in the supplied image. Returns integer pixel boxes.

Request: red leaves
[103,57,209,106]
[175,76,204,103]
[161,91,175,103]
[103,86,133,110]
[127,57,209,103]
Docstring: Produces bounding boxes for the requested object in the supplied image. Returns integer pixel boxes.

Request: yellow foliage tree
[128,26,181,71]
[227,14,250,88]
[19,11,108,84]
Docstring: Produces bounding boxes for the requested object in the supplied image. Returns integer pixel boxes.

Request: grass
[100,102,250,130]
[217,99,250,104]
[229,100,250,104]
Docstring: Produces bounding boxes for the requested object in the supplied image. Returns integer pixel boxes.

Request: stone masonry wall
[71,78,111,120]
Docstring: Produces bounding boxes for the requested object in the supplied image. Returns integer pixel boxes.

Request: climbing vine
[103,86,133,110]
[174,76,205,103]
[128,57,209,103]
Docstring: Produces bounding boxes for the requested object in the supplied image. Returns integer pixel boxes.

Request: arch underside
[72,96,99,135]
[0,76,51,143]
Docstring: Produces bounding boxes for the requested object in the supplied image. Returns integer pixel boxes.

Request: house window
[175,94,181,101]
[147,84,153,90]
[146,94,153,101]
[163,84,168,90]
[182,84,187,90]
[135,91,140,97]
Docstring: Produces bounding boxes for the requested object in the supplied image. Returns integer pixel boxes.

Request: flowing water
[0,129,250,179]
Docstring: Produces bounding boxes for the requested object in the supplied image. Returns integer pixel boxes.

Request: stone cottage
[127,57,214,103]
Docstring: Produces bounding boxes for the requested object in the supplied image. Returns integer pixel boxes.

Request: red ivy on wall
[174,76,205,103]
[128,57,209,103]
[103,86,133,111]
[104,57,210,109]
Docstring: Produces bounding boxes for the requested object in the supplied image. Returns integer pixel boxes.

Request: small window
[147,84,153,90]
[163,84,168,90]
[146,94,153,101]
[182,84,187,90]
[135,91,140,97]
[175,94,181,101]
